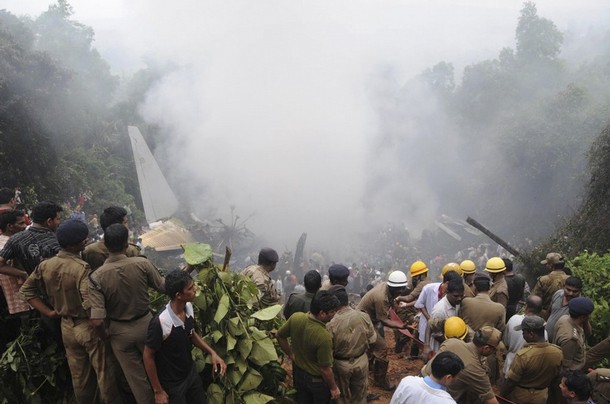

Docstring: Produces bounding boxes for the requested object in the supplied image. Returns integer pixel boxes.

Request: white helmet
[387,271,408,287]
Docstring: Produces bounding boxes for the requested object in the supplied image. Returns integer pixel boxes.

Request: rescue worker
[459,272,505,333]
[327,286,376,404]
[357,270,411,390]
[423,326,502,404]
[485,257,508,308]
[500,316,563,404]
[459,260,476,298]
[588,368,610,404]
[532,252,569,319]
[504,258,526,319]
[283,270,322,319]
[394,260,430,358]
[241,247,280,309]
[427,279,464,354]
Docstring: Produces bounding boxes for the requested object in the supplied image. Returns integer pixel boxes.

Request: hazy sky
[3,0,610,256]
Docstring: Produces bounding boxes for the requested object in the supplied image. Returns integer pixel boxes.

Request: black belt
[109,310,150,323]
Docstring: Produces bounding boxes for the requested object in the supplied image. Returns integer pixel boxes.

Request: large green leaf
[192,293,207,311]
[207,383,224,404]
[238,338,253,358]
[214,294,230,323]
[243,392,274,404]
[227,334,237,351]
[218,271,232,284]
[228,368,243,386]
[249,338,278,366]
[248,327,268,341]
[182,242,214,266]
[235,356,248,374]
[250,304,282,321]
[228,316,244,336]
[211,330,223,343]
[237,369,263,392]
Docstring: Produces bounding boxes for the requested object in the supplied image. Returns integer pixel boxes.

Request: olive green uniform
[532,270,568,319]
[283,291,315,319]
[241,264,279,309]
[489,276,509,308]
[327,306,376,404]
[357,282,392,360]
[89,255,165,404]
[423,338,495,404]
[20,251,120,403]
[505,342,563,404]
[82,240,141,271]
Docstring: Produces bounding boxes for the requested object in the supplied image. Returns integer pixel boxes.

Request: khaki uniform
[241,264,279,309]
[459,294,506,333]
[423,338,495,404]
[394,278,429,349]
[489,276,509,308]
[20,251,119,403]
[585,335,610,369]
[327,306,376,404]
[89,254,165,404]
[82,240,141,271]
[589,368,610,404]
[505,342,563,404]
[357,282,392,360]
[463,279,475,298]
[552,314,586,370]
[532,270,568,319]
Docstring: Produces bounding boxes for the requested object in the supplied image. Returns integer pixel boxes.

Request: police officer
[320,264,350,290]
[21,220,120,403]
[241,247,280,309]
[460,260,476,298]
[459,272,506,332]
[327,286,376,404]
[532,252,569,319]
[501,316,563,404]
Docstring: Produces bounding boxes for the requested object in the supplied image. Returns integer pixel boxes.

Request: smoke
[7,0,610,258]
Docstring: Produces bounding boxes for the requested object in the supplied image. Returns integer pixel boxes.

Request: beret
[328,264,350,279]
[473,271,491,281]
[56,219,89,248]
[568,297,594,316]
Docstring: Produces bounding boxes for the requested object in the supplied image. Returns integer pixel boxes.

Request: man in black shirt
[504,258,526,320]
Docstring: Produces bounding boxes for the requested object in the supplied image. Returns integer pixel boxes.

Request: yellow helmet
[441,262,462,276]
[485,257,506,273]
[444,316,468,340]
[410,260,429,277]
[460,260,476,274]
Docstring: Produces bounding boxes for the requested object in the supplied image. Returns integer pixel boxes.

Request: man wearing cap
[459,260,476,298]
[241,247,280,309]
[20,220,119,403]
[503,295,546,374]
[485,257,508,308]
[553,296,595,371]
[546,277,583,341]
[89,223,166,404]
[320,264,350,291]
[284,270,322,319]
[459,272,506,333]
[533,252,569,319]
[422,326,502,404]
[500,315,563,404]
[327,286,376,404]
[357,270,411,390]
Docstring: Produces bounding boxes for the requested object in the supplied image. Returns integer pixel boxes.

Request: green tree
[516,2,563,63]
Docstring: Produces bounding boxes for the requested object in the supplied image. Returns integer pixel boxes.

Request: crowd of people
[1,185,609,404]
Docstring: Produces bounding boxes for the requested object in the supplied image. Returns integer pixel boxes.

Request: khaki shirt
[241,264,279,308]
[532,270,568,315]
[82,240,141,271]
[459,293,506,333]
[423,338,495,403]
[20,250,90,319]
[489,276,509,308]
[357,282,391,324]
[407,277,430,300]
[89,254,165,321]
[507,342,563,389]
[463,279,475,298]
[327,305,376,359]
[553,314,586,370]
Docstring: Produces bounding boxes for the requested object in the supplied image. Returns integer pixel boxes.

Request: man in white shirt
[503,295,546,374]
[391,351,463,403]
